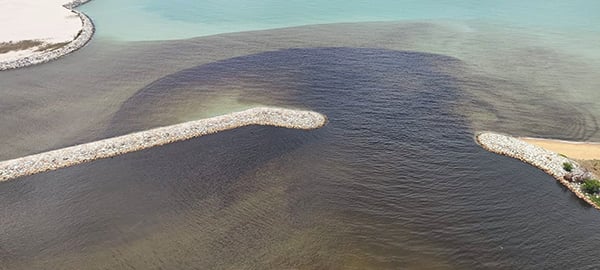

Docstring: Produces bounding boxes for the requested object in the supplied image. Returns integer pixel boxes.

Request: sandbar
[0,0,94,70]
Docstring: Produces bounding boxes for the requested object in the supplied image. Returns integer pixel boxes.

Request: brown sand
[519,137,600,160]
[520,137,600,177]
[577,159,600,177]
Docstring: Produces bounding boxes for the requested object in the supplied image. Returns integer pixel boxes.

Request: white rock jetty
[0,107,327,182]
[476,132,600,210]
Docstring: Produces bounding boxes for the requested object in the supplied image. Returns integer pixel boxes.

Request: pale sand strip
[0,0,94,70]
[0,107,327,182]
[476,132,600,210]
[519,137,600,160]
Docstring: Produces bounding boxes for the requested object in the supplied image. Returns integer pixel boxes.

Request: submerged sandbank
[0,107,327,182]
[476,132,600,210]
[519,137,600,160]
[0,0,94,70]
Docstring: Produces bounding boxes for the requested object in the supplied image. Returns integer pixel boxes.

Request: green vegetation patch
[590,195,600,207]
[581,179,600,194]
[563,162,574,172]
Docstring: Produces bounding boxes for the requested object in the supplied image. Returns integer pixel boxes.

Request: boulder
[564,173,574,182]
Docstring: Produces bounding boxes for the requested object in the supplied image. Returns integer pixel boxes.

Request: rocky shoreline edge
[476,132,600,210]
[0,0,94,71]
[0,107,327,182]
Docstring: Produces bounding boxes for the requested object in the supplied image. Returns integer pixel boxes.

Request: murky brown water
[1,22,599,269]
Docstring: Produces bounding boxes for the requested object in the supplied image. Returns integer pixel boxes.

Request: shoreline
[476,132,600,210]
[0,0,95,71]
[0,107,327,182]
[519,137,600,160]
[519,137,600,145]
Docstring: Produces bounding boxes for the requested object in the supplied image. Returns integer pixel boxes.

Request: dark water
[1,22,599,160]
[2,47,600,269]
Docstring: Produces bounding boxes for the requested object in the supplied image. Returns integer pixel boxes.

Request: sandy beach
[520,137,600,160]
[477,132,600,210]
[0,0,93,69]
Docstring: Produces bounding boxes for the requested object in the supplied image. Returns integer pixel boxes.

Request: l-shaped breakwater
[0,107,327,182]
[476,132,600,210]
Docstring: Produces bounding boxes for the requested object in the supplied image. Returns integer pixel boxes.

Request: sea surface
[1,1,600,269]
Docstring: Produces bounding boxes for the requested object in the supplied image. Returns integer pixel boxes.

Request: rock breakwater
[476,132,600,210]
[0,107,327,182]
[0,0,94,71]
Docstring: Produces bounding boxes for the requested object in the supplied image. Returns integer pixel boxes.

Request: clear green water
[81,0,600,41]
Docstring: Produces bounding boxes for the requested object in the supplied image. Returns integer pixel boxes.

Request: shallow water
[1,1,600,269]
[80,0,600,41]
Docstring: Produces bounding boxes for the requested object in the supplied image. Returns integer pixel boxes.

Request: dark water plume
[1,22,599,162]
[2,48,600,269]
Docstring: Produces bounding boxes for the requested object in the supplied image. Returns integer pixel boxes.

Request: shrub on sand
[563,162,574,172]
[590,196,600,207]
[582,179,600,194]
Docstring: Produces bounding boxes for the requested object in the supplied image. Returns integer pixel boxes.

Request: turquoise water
[81,0,600,41]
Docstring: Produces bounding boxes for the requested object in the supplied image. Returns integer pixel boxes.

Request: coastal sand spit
[0,0,94,69]
[519,137,600,160]
[476,132,600,210]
